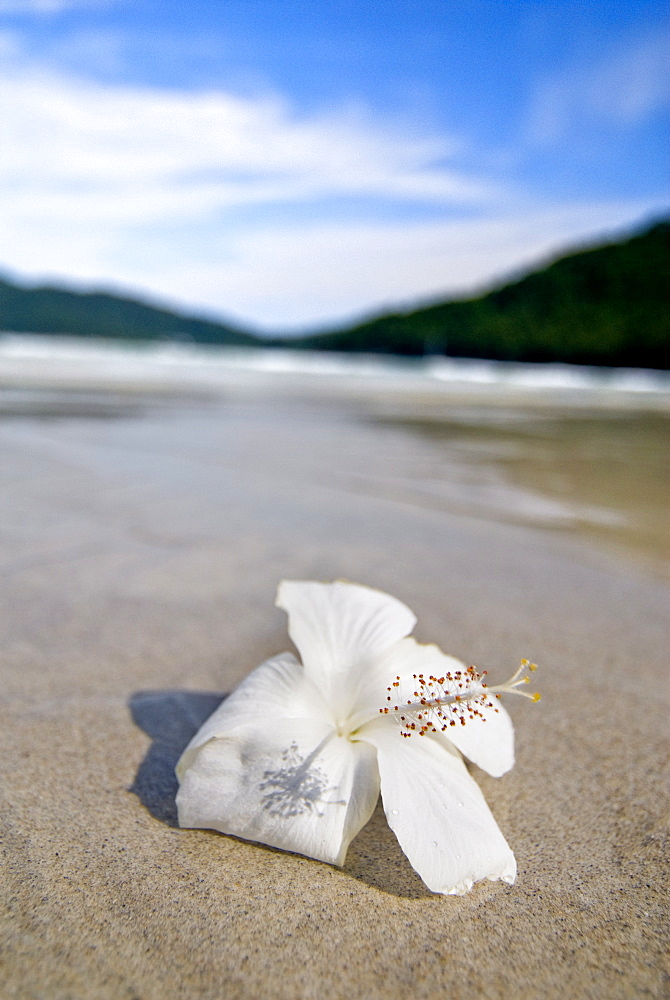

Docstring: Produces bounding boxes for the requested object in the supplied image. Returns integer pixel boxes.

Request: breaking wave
[1,333,669,395]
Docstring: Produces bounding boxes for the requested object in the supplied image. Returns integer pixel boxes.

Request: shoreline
[1,334,669,415]
[2,368,667,579]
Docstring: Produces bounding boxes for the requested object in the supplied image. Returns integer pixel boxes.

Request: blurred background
[0,0,668,576]
[0,0,668,332]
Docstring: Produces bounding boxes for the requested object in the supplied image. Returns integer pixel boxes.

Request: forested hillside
[1,218,668,366]
[287,219,670,368]
[0,280,256,346]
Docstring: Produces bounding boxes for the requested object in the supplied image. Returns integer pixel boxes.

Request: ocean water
[1,333,668,576]
[1,332,670,397]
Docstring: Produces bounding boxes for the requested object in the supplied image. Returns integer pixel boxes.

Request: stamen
[378,659,540,737]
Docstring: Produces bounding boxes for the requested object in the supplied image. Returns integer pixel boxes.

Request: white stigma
[379,659,540,737]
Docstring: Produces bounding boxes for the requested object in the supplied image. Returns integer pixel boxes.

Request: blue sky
[0,0,668,332]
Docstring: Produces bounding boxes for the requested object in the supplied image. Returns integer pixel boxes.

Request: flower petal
[176,652,329,778]
[275,580,416,720]
[358,718,516,895]
[177,717,379,866]
[354,638,514,777]
[438,697,514,779]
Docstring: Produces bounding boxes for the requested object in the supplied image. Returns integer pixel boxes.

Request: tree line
[285,220,670,369]
[1,218,668,368]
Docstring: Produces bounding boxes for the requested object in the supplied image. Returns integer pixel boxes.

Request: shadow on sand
[129,689,226,826]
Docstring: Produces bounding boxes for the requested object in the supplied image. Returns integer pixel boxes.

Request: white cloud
[0,66,488,220]
[0,56,665,330]
[526,28,670,144]
[588,30,670,124]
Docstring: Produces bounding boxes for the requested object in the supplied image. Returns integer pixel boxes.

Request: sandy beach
[1,349,668,999]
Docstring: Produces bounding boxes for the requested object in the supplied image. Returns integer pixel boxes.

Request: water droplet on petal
[432,841,438,847]
[455,853,461,859]
[458,801,464,807]
[391,809,399,815]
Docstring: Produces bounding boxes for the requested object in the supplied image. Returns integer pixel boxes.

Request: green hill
[286,219,670,368]
[2,218,669,366]
[0,279,256,346]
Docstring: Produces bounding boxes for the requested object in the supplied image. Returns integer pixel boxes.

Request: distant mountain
[0,278,257,346]
[285,219,670,369]
[2,218,669,366]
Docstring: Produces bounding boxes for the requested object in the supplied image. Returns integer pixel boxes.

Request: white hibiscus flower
[176,580,539,895]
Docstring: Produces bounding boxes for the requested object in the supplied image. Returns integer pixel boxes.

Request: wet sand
[1,374,668,999]
[373,407,670,577]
